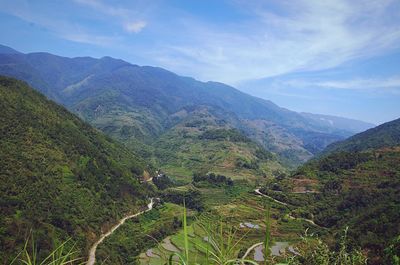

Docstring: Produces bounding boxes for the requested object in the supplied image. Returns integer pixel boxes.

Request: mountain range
[0,44,374,175]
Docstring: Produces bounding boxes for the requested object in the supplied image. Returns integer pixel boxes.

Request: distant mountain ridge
[300,112,374,134]
[321,117,400,155]
[0,44,372,170]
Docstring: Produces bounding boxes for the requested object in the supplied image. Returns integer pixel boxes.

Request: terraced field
[139,189,323,264]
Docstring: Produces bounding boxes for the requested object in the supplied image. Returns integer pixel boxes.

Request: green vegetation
[166,204,259,265]
[162,187,205,211]
[153,174,176,190]
[293,147,400,262]
[257,133,400,264]
[140,184,320,265]
[0,77,152,263]
[95,202,188,264]
[384,235,400,265]
[198,129,252,143]
[11,211,369,265]
[288,228,367,265]
[141,199,366,265]
[192,173,234,187]
[92,179,258,264]
[153,118,285,182]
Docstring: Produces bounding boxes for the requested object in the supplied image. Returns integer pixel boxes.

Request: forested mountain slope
[278,118,400,264]
[0,76,152,263]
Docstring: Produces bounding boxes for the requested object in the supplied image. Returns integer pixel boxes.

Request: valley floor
[93,180,324,264]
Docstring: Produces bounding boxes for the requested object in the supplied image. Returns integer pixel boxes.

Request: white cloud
[124,21,147,33]
[149,0,400,84]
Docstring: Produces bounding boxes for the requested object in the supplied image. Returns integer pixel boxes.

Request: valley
[0,45,398,265]
[93,180,314,264]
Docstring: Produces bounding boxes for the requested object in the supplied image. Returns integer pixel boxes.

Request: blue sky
[0,0,399,124]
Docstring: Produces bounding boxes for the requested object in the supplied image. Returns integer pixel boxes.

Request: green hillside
[0,76,152,263]
[153,106,285,180]
[263,119,400,263]
[295,147,399,263]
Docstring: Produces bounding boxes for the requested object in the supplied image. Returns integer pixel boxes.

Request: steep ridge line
[86,198,154,265]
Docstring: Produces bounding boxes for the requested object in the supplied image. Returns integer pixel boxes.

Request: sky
[0,0,399,124]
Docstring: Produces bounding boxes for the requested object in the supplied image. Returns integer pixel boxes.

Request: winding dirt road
[86,198,154,265]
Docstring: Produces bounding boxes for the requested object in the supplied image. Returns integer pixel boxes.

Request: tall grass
[167,200,258,265]
[167,200,191,265]
[263,201,271,265]
[10,235,82,265]
[183,200,189,262]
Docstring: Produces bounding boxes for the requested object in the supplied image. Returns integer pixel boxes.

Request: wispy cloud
[0,0,399,86]
[276,77,400,92]
[313,77,400,90]
[0,0,121,46]
[73,0,147,34]
[73,0,130,17]
[62,32,120,46]
[245,75,400,98]
[149,0,400,84]
[0,0,148,47]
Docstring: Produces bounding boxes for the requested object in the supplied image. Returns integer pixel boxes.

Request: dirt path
[254,188,324,228]
[254,188,288,206]
[86,199,154,265]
